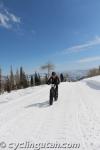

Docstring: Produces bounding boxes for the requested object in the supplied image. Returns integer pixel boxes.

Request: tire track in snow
[67,83,87,150]
[32,84,71,141]
[76,82,100,150]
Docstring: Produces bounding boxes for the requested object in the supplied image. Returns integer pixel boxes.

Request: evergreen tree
[15,69,20,89]
[99,66,100,74]
[19,67,28,88]
[23,72,28,88]
[20,66,24,88]
[5,76,11,93]
[34,72,39,85]
[60,73,64,82]
[27,75,30,87]
[10,66,15,90]
[31,75,34,86]
[38,73,41,85]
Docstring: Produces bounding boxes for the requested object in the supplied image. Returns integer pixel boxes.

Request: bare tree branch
[41,62,55,77]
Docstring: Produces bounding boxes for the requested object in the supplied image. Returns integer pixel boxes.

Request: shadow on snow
[25,101,50,108]
[0,101,8,104]
[86,80,100,90]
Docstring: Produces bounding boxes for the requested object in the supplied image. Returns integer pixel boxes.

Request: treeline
[0,66,67,94]
[88,66,100,77]
[0,66,48,94]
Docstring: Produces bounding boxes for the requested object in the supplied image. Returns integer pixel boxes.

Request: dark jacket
[48,75,60,85]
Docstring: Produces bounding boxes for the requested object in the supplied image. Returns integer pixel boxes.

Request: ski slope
[0,76,100,150]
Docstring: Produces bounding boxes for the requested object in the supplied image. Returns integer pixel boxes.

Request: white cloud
[77,56,100,63]
[0,13,10,28]
[5,9,20,23]
[63,36,100,54]
[0,4,21,29]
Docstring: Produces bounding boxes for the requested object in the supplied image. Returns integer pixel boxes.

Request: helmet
[52,72,56,76]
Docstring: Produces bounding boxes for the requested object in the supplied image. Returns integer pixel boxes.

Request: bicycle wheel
[54,89,58,101]
[49,88,54,105]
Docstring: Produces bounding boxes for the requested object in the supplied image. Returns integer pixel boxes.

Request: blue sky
[0,0,100,74]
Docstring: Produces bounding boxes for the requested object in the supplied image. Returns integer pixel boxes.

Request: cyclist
[48,72,60,100]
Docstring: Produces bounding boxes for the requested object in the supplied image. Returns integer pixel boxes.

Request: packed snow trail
[0,80,100,150]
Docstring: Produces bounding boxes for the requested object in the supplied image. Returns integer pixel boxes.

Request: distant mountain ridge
[67,69,88,81]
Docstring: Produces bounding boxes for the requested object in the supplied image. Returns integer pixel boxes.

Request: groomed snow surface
[0,76,100,150]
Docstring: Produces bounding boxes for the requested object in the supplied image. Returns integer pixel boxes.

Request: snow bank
[0,80,100,149]
[83,75,100,90]
[0,85,47,104]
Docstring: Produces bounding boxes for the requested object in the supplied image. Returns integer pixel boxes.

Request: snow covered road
[0,78,100,150]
